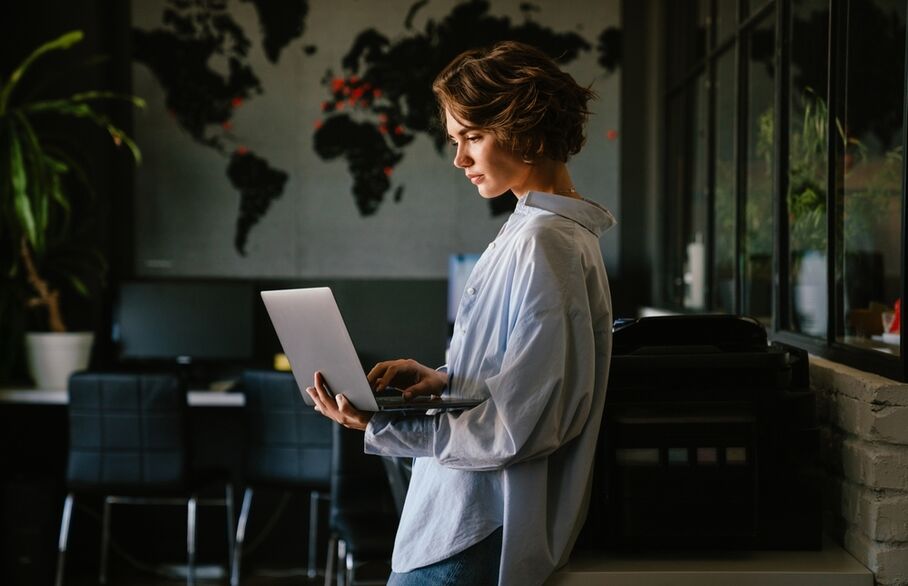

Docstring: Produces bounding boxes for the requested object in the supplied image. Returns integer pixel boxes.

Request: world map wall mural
[131,0,621,278]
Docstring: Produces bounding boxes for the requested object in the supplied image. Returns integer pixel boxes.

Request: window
[661,0,908,380]
[835,0,905,355]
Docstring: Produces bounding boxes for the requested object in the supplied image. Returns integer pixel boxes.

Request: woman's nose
[453,145,470,168]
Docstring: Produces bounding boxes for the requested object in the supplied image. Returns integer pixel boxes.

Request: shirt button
[467,287,476,296]
[461,326,467,334]
[489,242,496,249]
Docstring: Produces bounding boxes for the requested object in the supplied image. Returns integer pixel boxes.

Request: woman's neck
[512,159,579,199]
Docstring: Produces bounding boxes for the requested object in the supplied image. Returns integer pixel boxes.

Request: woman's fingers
[368,360,408,391]
[366,363,388,386]
[367,361,401,383]
[307,386,327,413]
[377,365,400,392]
[337,394,357,415]
[401,376,445,400]
[308,374,371,430]
[401,379,430,400]
[310,372,340,415]
[335,395,372,430]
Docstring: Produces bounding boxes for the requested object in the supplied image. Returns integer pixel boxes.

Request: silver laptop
[261,287,483,413]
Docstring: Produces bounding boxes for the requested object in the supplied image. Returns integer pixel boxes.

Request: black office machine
[586,315,820,550]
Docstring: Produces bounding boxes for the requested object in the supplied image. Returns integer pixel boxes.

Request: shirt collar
[516,191,617,237]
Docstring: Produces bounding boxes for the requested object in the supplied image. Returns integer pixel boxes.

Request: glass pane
[668,0,710,87]
[714,50,737,313]
[683,74,710,310]
[788,0,829,337]
[717,0,737,43]
[743,14,775,323]
[837,0,905,355]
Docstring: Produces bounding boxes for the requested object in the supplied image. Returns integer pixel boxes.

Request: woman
[307,40,615,586]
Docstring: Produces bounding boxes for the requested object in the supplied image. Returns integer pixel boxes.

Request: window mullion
[706,0,718,309]
[825,0,843,345]
[900,0,908,378]
[735,2,748,314]
[774,0,789,332]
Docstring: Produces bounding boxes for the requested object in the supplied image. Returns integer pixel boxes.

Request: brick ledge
[810,356,908,407]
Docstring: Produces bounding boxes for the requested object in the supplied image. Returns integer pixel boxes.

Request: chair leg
[225,483,236,579]
[231,487,253,586]
[100,497,112,584]
[187,496,197,586]
[324,534,337,586]
[337,539,347,586]
[345,550,354,586]
[55,492,74,586]
[308,490,320,579]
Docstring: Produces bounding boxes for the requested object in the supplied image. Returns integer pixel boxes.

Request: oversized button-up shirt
[364,191,615,585]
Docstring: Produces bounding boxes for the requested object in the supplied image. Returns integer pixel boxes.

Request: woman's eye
[467,135,481,143]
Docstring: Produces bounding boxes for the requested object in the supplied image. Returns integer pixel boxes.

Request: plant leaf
[8,128,38,249]
[15,112,53,251]
[68,274,89,297]
[22,101,142,164]
[105,124,142,163]
[68,91,146,110]
[27,91,146,112]
[44,147,90,203]
[0,30,84,113]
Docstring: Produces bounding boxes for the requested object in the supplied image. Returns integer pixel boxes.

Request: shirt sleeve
[364,412,435,458]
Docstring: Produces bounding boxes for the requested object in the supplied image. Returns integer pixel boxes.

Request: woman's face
[445,109,532,198]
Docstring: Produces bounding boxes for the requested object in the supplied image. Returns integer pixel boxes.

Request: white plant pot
[25,332,94,390]
[794,251,828,337]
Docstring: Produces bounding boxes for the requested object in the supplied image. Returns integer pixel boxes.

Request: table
[0,387,245,406]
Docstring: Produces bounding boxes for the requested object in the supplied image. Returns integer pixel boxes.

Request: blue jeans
[386,527,503,586]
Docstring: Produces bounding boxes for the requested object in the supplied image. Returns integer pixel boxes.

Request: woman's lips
[468,174,484,185]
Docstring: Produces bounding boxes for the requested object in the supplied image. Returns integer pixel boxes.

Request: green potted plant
[0,30,143,388]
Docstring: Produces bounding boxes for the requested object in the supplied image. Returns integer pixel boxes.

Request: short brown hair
[432,41,596,163]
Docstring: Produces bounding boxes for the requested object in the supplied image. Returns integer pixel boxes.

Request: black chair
[325,424,399,586]
[231,370,333,585]
[55,372,235,586]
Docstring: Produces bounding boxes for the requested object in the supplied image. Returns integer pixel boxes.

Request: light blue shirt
[364,191,615,585]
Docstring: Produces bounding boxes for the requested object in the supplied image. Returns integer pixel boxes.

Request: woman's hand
[367,359,448,400]
[306,371,373,431]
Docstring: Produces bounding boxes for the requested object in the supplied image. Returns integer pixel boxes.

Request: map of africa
[132,0,619,257]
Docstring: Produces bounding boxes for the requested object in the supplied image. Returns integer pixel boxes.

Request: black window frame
[660,0,908,381]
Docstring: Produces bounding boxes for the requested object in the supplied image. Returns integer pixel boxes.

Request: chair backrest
[67,372,188,493]
[240,370,332,487]
[330,423,398,526]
